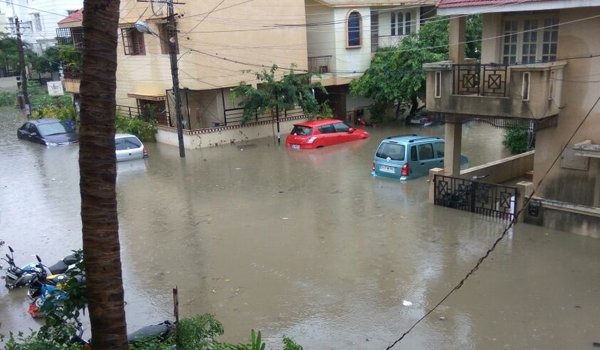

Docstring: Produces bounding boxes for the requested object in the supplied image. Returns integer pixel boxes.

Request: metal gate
[434,175,518,221]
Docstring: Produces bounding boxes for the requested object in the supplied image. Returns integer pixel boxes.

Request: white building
[0,0,82,53]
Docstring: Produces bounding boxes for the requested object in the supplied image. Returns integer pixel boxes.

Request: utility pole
[167,0,185,158]
[15,17,30,116]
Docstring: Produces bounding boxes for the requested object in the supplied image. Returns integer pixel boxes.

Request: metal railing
[453,64,508,97]
[308,55,332,74]
[434,175,518,221]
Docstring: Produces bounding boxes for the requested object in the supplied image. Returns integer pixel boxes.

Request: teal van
[371,134,468,180]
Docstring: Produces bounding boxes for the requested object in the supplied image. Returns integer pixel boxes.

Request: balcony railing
[453,64,508,97]
[308,55,331,74]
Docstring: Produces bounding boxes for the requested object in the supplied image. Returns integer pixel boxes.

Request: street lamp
[135,18,185,158]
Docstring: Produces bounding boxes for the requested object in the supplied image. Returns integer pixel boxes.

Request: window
[502,15,558,65]
[32,13,42,32]
[417,143,434,160]
[158,22,179,54]
[318,124,336,134]
[121,27,145,55]
[434,71,442,98]
[433,142,445,158]
[333,122,350,132]
[522,72,530,101]
[391,12,411,36]
[347,11,361,47]
[410,146,418,161]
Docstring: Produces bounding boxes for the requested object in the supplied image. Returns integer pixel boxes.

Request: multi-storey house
[424,0,600,237]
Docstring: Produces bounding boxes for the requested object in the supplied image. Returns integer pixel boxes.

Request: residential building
[116,0,309,148]
[424,0,600,237]
[56,8,82,103]
[306,0,435,121]
[0,0,82,53]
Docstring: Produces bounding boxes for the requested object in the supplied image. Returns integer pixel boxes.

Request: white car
[115,133,148,162]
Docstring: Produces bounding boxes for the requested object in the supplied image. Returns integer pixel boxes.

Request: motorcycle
[2,246,81,289]
[70,319,175,347]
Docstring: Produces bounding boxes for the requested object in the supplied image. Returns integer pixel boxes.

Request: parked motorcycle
[2,246,81,289]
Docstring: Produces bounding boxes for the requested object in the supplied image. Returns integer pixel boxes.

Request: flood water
[1,107,599,349]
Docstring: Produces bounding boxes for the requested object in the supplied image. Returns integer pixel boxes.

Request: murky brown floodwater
[1,107,599,349]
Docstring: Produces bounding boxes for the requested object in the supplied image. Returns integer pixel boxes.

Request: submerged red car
[285,119,369,150]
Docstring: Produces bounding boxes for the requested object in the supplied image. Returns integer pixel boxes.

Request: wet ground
[1,107,600,349]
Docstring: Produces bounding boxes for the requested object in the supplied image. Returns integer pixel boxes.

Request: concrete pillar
[449,16,466,64]
[444,119,463,176]
[515,181,534,222]
[429,167,445,204]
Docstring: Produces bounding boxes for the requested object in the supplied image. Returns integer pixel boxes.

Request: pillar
[444,119,463,176]
[449,16,466,64]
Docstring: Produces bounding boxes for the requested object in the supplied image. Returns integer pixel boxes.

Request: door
[412,142,437,178]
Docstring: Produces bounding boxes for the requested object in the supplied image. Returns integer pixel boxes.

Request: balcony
[424,61,567,120]
[308,55,332,74]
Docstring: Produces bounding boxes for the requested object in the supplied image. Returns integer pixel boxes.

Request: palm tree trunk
[79,0,127,348]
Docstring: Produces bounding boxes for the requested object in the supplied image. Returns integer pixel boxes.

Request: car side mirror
[348,128,355,133]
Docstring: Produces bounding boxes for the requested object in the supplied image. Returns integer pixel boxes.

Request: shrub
[503,123,534,154]
[115,112,157,142]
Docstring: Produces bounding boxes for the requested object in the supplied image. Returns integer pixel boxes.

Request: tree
[231,64,326,143]
[79,0,128,348]
[28,46,61,75]
[350,15,481,122]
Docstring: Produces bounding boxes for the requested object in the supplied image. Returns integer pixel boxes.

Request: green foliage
[0,90,17,107]
[503,123,534,154]
[231,64,327,123]
[28,46,61,74]
[0,34,21,73]
[350,15,482,118]
[116,112,157,142]
[58,45,82,74]
[28,81,73,112]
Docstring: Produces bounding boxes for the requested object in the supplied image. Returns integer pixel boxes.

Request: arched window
[347,11,361,47]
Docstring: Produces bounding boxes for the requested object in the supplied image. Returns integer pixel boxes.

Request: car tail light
[401,163,409,176]
[372,162,375,171]
[307,136,317,144]
[143,147,148,157]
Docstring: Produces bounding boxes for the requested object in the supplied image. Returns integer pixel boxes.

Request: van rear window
[376,143,405,161]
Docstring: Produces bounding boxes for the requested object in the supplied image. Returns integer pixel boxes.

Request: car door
[332,122,353,143]
[28,124,44,144]
[412,142,437,178]
[317,124,336,146]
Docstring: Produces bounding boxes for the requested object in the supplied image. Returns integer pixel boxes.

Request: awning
[127,93,166,101]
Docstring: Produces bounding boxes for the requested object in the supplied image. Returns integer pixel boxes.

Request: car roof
[382,134,442,144]
[29,118,61,125]
[294,119,344,128]
[115,133,141,139]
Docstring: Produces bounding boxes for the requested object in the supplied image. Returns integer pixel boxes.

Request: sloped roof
[316,0,435,8]
[437,0,542,8]
[58,9,83,28]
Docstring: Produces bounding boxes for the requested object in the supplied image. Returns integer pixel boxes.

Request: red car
[285,119,369,149]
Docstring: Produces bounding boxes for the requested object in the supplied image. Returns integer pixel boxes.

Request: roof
[437,0,541,8]
[383,134,442,143]
[315,0,435,8]
[58,9,83,28]
[295,119,344,127]
[436,0,599,15]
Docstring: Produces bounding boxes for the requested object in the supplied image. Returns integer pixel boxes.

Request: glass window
[158,22,179,54]
[37,122,70,136]
[333,122,350,132]
[347,11,361,47]
[121,27,145,55]
[290,125,312,136]
[433,141,445,158]
[391,12,411,36]
[542,18,558,62]
[521,20,538,64]
[376,143,405,161]
[417,143,434,160]
[502,16,558,65]
[115,137,142,150]
[410,146,418,161]
[404,12,411,35]
[318,124,336,134]
[502,20,518,65]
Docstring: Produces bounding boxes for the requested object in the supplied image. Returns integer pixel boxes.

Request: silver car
[115,133,147,162]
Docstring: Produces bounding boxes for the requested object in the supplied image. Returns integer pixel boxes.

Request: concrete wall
[117,0,308,109]
[333,7,372,77]
[459,150,534,183]
[156,116,306,149]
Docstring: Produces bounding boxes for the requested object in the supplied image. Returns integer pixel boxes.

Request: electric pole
[167,0,185,158]
[15,17,30,116]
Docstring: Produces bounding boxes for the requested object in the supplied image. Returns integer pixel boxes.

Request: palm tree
[79,0,128,348]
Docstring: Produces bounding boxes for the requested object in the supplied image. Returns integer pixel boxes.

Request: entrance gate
[434,175,518,221]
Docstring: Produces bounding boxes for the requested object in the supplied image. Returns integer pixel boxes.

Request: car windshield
[115,137,142,150]
[376,142,405,161]
[290,125,312,136]
[36,122,71,136]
